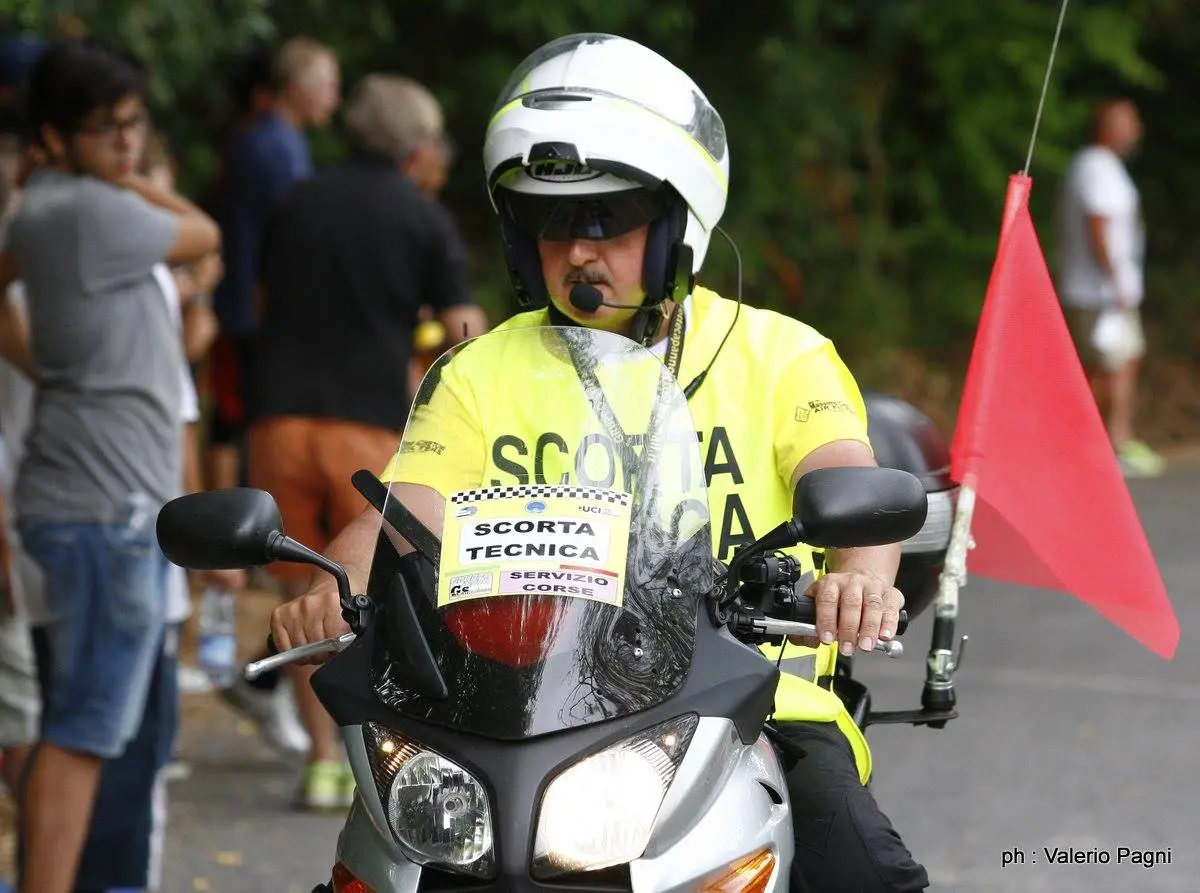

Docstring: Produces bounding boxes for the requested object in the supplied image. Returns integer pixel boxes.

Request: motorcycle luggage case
[863,391,958,619]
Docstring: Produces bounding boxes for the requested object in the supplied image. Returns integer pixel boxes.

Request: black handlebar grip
[790,597,909,637]
[266,633,279,656]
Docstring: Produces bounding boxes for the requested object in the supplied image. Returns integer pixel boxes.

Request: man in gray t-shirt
[9,169,184,519]
[0,38,221,893]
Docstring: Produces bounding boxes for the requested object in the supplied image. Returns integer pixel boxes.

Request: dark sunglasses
[500,186,674,242]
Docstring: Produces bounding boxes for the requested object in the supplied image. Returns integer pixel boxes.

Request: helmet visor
[499,187,673,242]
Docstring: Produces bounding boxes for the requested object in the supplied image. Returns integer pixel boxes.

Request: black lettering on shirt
[704,426,743,485]
[534,433,570,485]
[491,435,529,485]
[717,492,756,561]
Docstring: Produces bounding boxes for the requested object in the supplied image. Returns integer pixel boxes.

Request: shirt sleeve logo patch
[795,400,854,422]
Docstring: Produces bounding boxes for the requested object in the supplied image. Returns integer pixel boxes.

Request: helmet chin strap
[545,297,667,348]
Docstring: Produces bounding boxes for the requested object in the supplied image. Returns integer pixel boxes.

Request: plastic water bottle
[196,587,238,689]
[117,490,156,535]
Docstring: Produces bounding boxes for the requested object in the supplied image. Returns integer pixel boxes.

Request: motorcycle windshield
[366,326,714,739]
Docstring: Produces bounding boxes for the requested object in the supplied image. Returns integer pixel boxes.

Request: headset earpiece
[642,197,690,303]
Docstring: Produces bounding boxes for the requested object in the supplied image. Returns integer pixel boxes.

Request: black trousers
[779,721,930,892]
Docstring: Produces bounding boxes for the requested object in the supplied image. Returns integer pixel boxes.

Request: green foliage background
[5,0,1199,430]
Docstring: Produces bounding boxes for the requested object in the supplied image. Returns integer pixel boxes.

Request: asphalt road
[161,460,1200,893]
[852,459,1200,893]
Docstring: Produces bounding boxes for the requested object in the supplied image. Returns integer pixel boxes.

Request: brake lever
[249,589,371,683]
[733,615,903,658]
[244,632,357,681]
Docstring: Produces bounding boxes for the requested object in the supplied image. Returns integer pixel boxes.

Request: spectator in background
[0,32,44,815]
[141,129,224,508]
[0,38,220,893]
[241,73,486,809]
[0,34,44,140]
[404,128,457,399]
[227,44,276,133]
[73,124,243,893]
[206,38,340,760]
[1057,98,1164,477]
[206,36,340,497]
[47,122,235,893]
[193,44,273,225]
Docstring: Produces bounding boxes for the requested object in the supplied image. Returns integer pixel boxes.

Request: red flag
[949,174,1179,659]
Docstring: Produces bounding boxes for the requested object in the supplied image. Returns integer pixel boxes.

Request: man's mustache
[564,269,611,288]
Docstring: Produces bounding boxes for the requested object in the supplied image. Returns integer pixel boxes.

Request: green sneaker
[1118,440,1166,478]
[299,759,353,810]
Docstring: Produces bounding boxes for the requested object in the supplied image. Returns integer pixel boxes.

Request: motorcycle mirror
[721,466,929,608]
[792,466,928,548]
[156,488,284,570]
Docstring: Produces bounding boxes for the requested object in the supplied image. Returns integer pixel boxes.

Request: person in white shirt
[1057,98,1164,477]
[0,278,40,805]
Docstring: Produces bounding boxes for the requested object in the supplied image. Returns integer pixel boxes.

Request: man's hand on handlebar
[270,582,351,665]
[799,570,905,656]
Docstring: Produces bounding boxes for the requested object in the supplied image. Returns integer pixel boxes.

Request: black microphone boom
[569,282,604,312]
[568,282,645,312]
[561,226,742,403]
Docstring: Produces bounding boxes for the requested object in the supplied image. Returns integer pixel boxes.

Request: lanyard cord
[560,301,687,488]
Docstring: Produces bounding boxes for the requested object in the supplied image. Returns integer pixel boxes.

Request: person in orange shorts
[240,72,486,809]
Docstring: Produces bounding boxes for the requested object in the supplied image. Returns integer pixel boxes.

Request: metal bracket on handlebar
[933,634,968,677]
[341,592,375,635]
[923,633,969,698]
[707,589,733,626]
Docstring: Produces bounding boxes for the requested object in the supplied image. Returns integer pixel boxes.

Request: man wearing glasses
[0,38,220,893]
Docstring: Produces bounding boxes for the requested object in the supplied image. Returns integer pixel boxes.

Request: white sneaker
[177,663,215,695]
[162,759,193,782]
[218,677,311,757]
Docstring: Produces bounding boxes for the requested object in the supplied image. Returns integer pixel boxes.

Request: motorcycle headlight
[363,722,495,878]
[532,714,699,879]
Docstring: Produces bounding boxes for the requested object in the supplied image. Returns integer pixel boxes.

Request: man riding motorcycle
[272,33,929,892]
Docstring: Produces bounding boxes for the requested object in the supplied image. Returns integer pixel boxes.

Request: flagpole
[920,478,972,725]
[920,0,1070,724]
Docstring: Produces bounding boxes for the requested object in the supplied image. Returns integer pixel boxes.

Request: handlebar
[250,555,915,680]
[736,614,904,657]
[785,594,909,638]
[724,552,909,658]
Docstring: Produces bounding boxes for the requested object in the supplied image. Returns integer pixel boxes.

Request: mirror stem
[722,519,805,606]
[267,532,354,610]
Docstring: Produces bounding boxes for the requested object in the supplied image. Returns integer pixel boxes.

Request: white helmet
[484,33,729,311]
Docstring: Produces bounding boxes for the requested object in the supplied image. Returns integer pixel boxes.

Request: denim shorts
[18,512,168,759]
[27,624,179,891]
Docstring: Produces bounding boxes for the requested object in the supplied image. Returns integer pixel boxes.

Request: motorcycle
[157,326,963,893]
